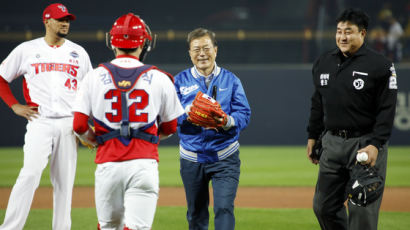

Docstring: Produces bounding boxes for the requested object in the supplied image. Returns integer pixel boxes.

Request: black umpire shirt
[307,44,398,149]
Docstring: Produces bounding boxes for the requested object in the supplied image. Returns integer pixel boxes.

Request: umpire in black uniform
[306,8,398,230]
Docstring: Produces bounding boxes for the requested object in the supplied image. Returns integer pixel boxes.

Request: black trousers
[313,131,388,230]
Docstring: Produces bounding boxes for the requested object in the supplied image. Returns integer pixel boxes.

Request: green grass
[0,146,410,187]
[0,147,97,187]
[0,146,409,229]
[0,207,409,230]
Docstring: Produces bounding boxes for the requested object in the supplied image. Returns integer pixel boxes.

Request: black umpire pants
[313,131,388,230]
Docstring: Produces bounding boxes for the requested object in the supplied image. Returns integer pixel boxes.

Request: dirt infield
[1,187,409,212]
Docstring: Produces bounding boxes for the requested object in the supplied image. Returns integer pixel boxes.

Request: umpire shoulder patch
[389,63,398,90]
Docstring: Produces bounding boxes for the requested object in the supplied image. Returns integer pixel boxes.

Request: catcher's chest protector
[96,62,159,144]
[100,63,154,91]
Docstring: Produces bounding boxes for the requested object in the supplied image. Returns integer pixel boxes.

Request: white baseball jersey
[0,37,91,230]
[73,56,184,163]
[0,37,92,117]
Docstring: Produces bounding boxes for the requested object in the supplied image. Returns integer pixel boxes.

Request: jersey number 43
[104,89,149,123]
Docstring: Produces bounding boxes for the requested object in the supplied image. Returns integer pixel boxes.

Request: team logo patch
[180,84,199,95]
[353,78,365,90]
[320,73,329,86]
[390,64,397,77]
[389,64,398,89]
[201,93,216,103]
[118,80,131,88]
[58,5,66,12]
[70,51,79,58]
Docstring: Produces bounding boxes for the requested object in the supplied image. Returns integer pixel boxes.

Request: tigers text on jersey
[0,37,92,117]
[73,56,184,163]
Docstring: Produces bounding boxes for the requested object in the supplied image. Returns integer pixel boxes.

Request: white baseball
[356,152,368,162]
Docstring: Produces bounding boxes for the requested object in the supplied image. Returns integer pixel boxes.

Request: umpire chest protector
[96,62,159,145]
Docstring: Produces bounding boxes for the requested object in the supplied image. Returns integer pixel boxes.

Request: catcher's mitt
[187,91,227,129]
[346,163,384,207]
[75,125,97,149]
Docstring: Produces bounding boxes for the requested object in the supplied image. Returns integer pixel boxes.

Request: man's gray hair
[187,28,217,49]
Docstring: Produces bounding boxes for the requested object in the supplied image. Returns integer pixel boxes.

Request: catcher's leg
[313,133,349,230]
[210,151,240,230]
[95,163,125,230]
[49,117,77,230]
[180,158,210,230]
[0,119,52,230]
[123,159,159,230]
[347,143,388,230]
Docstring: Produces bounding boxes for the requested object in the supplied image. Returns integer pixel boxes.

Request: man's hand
[213,115,228,126]
[159,133,173,140]
[11,104,39,121]
[357,145,378,167]
[307,139,319,165]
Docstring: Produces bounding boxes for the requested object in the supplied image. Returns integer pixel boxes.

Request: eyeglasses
[190,46,213,54]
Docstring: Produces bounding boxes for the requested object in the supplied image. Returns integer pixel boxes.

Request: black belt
[329,129,369,139]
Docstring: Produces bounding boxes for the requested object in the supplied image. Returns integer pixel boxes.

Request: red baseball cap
[43,3,76,21]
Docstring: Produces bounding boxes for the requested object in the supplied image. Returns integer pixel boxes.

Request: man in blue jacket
[174,28,251,230]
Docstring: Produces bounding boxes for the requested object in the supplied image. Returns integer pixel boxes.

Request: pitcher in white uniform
[72,13,184,230]
[0,3,92,230]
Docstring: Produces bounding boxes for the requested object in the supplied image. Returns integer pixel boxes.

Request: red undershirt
[0,76,18,107]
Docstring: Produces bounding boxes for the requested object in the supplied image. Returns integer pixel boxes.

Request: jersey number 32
[104,89,149,123]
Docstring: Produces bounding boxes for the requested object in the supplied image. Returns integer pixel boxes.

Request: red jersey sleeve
[0,76,18,107]
[73,112,90,134]
[159,119,177,136]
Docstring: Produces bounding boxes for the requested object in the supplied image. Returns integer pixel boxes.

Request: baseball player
[174,28,251,230]
[72,13,184,230]
[0,3,92,230]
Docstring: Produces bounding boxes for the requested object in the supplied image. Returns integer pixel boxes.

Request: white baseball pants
[95,159,159,230]
[0,117,77,230]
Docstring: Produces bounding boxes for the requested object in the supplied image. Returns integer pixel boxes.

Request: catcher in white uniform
[0,3,92,230]
[72,13,184,230]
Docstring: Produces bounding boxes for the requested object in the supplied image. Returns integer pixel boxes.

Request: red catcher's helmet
[109,13,152,49]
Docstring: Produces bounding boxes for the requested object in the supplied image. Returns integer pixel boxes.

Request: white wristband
[185,104,192,116]
[222,115,235,130]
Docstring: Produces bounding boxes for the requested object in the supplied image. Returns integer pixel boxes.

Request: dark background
[0,0,409,146]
